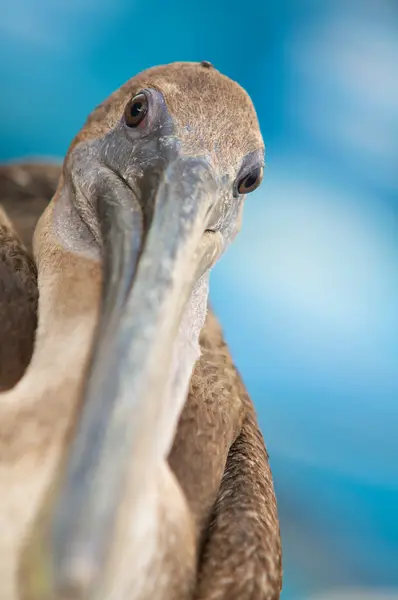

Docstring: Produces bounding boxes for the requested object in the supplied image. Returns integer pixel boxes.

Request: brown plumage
[0,163,59,252]
[0,204,37,390]
[0,61,282,600]
[0,163,59,390]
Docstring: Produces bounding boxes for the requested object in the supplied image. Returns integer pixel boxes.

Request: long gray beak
[48,156,219,597]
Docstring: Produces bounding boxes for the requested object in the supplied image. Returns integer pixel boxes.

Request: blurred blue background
[1,0,397,597]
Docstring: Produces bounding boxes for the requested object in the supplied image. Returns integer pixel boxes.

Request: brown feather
[0,163,61,391]
[0,204,37,390]
[0,163,59,253]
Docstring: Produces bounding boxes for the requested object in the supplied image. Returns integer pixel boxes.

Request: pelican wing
[170,309,282,600]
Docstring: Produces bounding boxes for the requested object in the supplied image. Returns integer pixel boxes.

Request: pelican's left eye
[124,92,148,127]
[237,166,264,195]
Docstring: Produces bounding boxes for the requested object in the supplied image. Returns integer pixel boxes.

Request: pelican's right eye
[124,93,148,127]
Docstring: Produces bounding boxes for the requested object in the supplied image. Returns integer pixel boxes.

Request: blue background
[1,0,397,598]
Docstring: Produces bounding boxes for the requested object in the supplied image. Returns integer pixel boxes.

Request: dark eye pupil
[244,174,257,188]
[130,101,143,117]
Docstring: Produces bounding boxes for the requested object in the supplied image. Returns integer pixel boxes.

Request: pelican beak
[48,155,220,597]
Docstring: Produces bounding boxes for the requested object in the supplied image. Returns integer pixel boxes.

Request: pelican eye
[124,92,148,127]
[237,166,264,195]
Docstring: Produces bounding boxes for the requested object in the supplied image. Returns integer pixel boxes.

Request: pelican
[0,62,282,600]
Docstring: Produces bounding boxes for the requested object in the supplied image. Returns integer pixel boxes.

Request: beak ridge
[48,156,219,598]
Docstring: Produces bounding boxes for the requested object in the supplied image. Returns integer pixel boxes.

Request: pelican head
[43,61,264,598]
